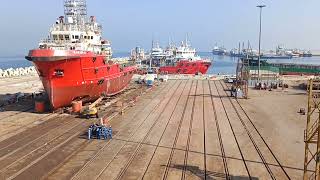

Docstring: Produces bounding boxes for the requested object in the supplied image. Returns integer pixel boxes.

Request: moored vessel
[26,0,136,109]
[212,45,227,56]
[149,41,166,67]
[159,40,211,75]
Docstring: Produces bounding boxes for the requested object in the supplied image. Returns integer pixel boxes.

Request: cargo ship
[26,0,136,109]
[159,40,211,75]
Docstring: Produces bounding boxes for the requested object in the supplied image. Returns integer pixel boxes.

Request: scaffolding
[304,79,320,180]
[236,57,249,99]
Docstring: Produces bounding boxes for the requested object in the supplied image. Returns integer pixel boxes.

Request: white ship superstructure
[26,0,136,109]
[39,0,112,58]
[150,42,166,60]
[175,40,202,61]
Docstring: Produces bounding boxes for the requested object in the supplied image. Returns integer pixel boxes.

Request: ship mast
[64,0,87,29]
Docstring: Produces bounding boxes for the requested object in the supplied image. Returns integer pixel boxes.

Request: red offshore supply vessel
[26,0,136,109]
[159,40,212,75]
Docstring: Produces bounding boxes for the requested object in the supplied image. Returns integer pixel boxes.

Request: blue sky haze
[0,0,319,56]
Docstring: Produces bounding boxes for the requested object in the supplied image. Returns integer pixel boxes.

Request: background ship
[26,0,136,109]
[212,45,227,56]
[149,41,166,67]
[159,39,211,74]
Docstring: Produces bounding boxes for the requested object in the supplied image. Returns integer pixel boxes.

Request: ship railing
[40,39,53,43]
[51,23,95,32]
[40,38,90,45]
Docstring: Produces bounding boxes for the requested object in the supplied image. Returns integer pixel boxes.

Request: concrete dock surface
[0,77,307,179]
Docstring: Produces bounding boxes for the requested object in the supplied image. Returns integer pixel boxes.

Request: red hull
[26,49,136,109]
[159,60,211,74]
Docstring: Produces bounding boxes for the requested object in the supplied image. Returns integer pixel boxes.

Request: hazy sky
[0,0,319,56]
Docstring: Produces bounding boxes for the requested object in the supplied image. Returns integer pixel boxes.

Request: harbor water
[1,52,320,75]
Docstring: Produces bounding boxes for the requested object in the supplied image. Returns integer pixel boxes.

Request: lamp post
[257,5,266,82]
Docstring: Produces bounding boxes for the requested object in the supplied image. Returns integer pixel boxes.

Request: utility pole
[257,4,266,82]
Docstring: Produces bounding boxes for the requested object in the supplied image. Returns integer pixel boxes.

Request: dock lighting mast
[257,4,266,81]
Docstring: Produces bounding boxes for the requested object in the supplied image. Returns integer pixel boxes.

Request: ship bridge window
[53,35,58,40]
[91,36,93,40]
[59,35,64,40]
[84,36,87,39]
[65,35,70,40]
[74,35,79,39]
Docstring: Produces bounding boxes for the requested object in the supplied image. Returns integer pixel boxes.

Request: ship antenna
[152,39,154,48]
[64,0,87,29]
[185,34,189,47]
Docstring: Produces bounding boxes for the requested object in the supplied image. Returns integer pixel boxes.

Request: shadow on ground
[189,94,230,98]
[166,164,259,180]
[0,93,48,113]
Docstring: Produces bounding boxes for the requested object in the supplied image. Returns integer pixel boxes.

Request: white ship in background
[149,41,166,66]
[130,46,146,65]
[212,45,227,56]
[159,39,212,74]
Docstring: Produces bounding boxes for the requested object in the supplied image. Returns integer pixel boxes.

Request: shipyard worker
[231,86,235,97]
[88,127,92,140]
[91,124,97,137]
[100,118,104,126]
[259,82,262,90]
[100,126,106,139]
[108,126,113,139]
[96,127,101,139]
[103,127,108,139]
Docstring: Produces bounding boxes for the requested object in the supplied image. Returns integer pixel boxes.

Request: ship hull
[26,49,136,109]
[159,60,211,75]
[212,51,226,56]
[261,55,292,59]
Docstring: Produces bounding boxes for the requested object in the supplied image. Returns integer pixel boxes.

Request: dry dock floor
[0,79,307,179]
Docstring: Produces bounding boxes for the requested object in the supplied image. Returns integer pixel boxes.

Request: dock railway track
[0,82,155,180]
[69,81,175,180]
[0,79,301,179]
[0,105,34,121]
[208,81,230,179]
[141,80,189,179]
[161,80,194,180]
[220,81,290,179]
[114,80,185,180]
[181,80,198,179]
[215,81,291,179]
[213,80,252,178]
